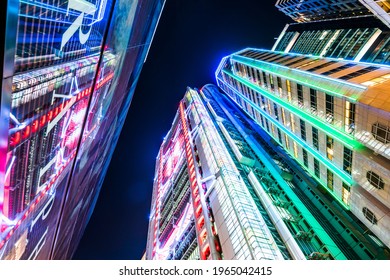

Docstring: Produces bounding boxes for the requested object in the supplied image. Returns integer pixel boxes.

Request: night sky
[74,0,289,260]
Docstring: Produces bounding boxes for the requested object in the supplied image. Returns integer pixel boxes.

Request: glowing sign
[61,0,98,51]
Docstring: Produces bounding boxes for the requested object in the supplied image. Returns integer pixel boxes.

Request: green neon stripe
[223,69,364,151]
[231,54,365,101]
[218,77,354,186]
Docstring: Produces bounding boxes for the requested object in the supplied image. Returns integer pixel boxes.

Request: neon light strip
[214,56,230,81]
[0,151,77,249]
[222,69,364,151]
[8,88,92,148]
[231,54,366,99]
[218,78,354,187]
[9,71,114,148]
[96,72,114,89]
[261,48,390,68]
[179,102,208,260]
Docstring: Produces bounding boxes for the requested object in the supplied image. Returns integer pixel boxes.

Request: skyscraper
[216,50,390,257]
[0,0,165,259]
[145,85,389,260]
[275,0,390,27]
[275,0,370,23]
[274,1,390,64]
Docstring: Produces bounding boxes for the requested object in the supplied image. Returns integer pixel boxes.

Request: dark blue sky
[74,0,289,259]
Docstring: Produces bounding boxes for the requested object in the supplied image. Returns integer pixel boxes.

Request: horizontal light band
[231,54,366,99]
[222,69,364,151]
[218,77,354,187]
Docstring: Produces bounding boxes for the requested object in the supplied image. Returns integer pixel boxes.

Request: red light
[202,245,210,259]
[54,107,60,117]
[10,132,21,146]
[40,115,47,126]
[32,120,39,132]
[196,205,202,218]
[22,125,30,139]
[47,110,53,121]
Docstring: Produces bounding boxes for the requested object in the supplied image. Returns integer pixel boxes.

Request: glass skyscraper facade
[146,84,389,260]
[274,1,390,65]
[216,47,390,256]
[0,0,165,260]
[276,0,390,28]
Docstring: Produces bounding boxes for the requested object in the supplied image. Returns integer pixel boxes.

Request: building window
[339,66,380,80]
[366,171,385,190]
[260,95,266,110]
[234,62,240,73]
[290,114,296,132]
[343,147,353,175]
[260,114,265,128]
[265,119,270,133]
[325,94,334,124]
[245,65,251,78]
[267,100,272,114]
[371,123,390,144]
[273,103,279,121]
[312,127,319,150]
[277,128,282,144]
[281,108,287,125]
[293,141,299,158]
[255,69,261,85]
[262,71,268,87]
[269,74,275,90]
[306,61,336,72]
[362,207,378,225]
[285,134,290,150]
[297,83,304,107]
[300,119,306,141]
[302,149,308,168]
[277,77,282,95]
[285,57,308,67]
[326,135,333,160]
[342,183,350,206]
[310,88,317,112]
[327,169,333,191]
[321,63,356,76]
[286,80,292,102]
[314,158,320,178]
[345,101,355,134]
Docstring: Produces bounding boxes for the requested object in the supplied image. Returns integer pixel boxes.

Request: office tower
[0,0,165,260]
[275,0,370,23]
[274,1,390,64]
[145,85,389,260]
[216,45,390,256]
[276,0,390,27]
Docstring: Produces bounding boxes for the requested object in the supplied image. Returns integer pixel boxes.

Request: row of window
[223,73,355,180]
[239,48,380,82]
[232,61,357,134]
[219,77,390,216]
[220,67,386,231]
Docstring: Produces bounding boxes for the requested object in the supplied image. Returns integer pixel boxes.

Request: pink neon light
[8,71,113,149]
[0,151,77,249]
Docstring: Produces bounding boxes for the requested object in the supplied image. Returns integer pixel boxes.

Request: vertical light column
[179,102,222,260]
